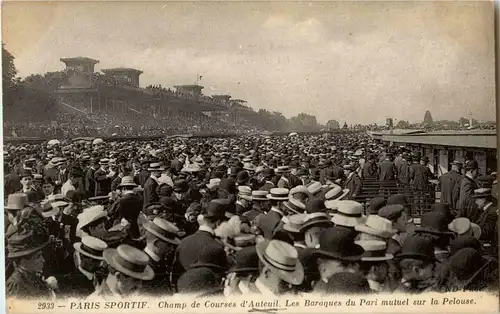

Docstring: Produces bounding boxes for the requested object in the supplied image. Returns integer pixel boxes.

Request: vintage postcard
[2,1,499,313]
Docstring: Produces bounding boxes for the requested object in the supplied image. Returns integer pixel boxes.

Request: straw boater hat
[283,198,306,214]
[307,182,323,195]
[73,236,108,260]
[448,217,482,240]
[267,188,289,201]
[42,199,68,218]
[355,240,393,261]
[282,213,307,234]
[238,186,253,201]
[148,163,166,172]
[118,176,138,188]
[143,217,181,245]
[354,215,398,239]
[256,240,304,285]
[289,185,312,199]
[5,194,30,211]
[225,233,257,252]
[77,205,107,230]
[300,212,334,232]
[324,184,349,201]
[331,201,366,227]
[103,244,155,280]
[99,158,110,165]
[243,163,256,172]
[276,166,291,174]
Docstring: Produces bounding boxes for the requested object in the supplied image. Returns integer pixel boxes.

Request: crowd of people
[3,132,498,300]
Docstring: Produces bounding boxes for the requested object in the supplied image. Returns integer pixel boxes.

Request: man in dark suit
[135,160,151,187]
[85,158,99,198]
[94,159,112,196]
[343,165,362,200]
[257,188,289,239]
[143,163,164,209]
[109,176,143,240]
[171,201,228,289]
[362,155,377,180]
[170,154,186,176]
[4,164,21,196]
[378,154,397,195]
[473,188,498,247]
[458,160,480,211]
[258,168,276,192]
[439,161,463,210]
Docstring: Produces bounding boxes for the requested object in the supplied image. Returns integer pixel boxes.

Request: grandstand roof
[102,67,143,74]
[60,57,99,64]
[379,130,497,149]
[174,85,204,89]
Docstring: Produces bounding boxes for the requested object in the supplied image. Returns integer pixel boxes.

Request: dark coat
[439,170,462,209]
[344,173,362,199]
[362,161,377,180]
[115,193,143,239]
[5,268,52,298]
[397,163,411,185]
[170,159,183,174]
[378,160,397,181]
[172,230,228,286]
[84,167,97,198]
[259,209,283,239]
[136,170,150,187]
[143,177,159,209]
[458,176,479,210]
[56,270,96,298]
[476,204,498,246]
[409,163,429,190]
[258,181,275,192]
[45,167,59,183]
[94,168,112,196]
[141,257,174,296]
[4,172,21,196]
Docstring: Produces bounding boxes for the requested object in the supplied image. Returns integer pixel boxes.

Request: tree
[289,113,320,132]
[459,117,469,126]
[423,110,433,125]
[326,119,340,130]
[2,44,17,89]
[395,120,410,129]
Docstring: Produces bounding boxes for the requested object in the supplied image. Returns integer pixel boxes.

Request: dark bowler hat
[306,198,327,214]
[465,160,479,170]
[143,217,181,245]
[315,226,364,261]
[386,194,409,206]
[173,179,189,192]
[177,267,223,295]
[395,235,437,262]
[103,244,154,280]
[415,212,454,236]
[73,236,108,260]
[262,168,275,177]
[378,204,405,221]
[19,169,32,179]
[368,196,386,215]
[202,201,226,219]
[228,246,259,274]
[7,229,49,259]
[236,171,250,184]
[325,272,371,295]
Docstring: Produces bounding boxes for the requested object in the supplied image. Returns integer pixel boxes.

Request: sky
[2,1,496,124]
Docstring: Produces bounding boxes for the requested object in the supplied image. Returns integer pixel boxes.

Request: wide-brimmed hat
[316,227,364,261]
[448,217,481,240]
[307,182,323,195]
[73,236,108,260]
[276,166,291,174]
[331,201,365,227]
[395,235,438,263]
[228,246,260,273]
[148,163,166,172]
[238,185,253,201]
[451,160,463,167]
[41,199,67,218]
[224,233,256,252]
[289,185,311,199]
[77,205,107,230]
[354,215,397,239]
[256,240,304,285]
[282,213,307,233]
[301,212,334,232]
[5,193,30,211]
[99,158,110,165]
[472,188,492,199]
[355,240,393,261]
[283,198,306,214]
[7,229,49,259]
[118,176,138,188]
[202,201,226,220]
[103,244,154,280]
[415,212,454,236]
[252,190,269,201]
[206,178,221,190]
[324,185,349,201]
[143,217,181,245]
[267,188,289,201]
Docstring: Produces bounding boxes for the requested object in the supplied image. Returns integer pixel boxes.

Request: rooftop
[102,67,143,74]
[379,131,497,149]
[174,85,204,89]
[60,57,99,64]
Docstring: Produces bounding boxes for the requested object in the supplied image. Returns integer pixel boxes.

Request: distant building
[174,85,204,97]
[102,67,143,88]
[211,95,231,102]
[59,57,99,89]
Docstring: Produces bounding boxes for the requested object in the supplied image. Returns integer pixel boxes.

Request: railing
[354,178,440,218]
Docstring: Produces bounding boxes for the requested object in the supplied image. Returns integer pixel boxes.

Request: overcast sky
[2,1,495,124]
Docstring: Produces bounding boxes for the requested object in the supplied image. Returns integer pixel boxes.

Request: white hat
[324,184,349,201]
[448,217,482,240]
[307,182,322,195]
[355,240,393,261]
[206,178,221,189]
[238,185,252,201]
[77,205,107,230]
[73,236,108,260]
[267,188,289,201]
[354,215,397,239]
[331,201,365,227]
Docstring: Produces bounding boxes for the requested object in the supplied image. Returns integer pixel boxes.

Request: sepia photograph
[2,1,499,313]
